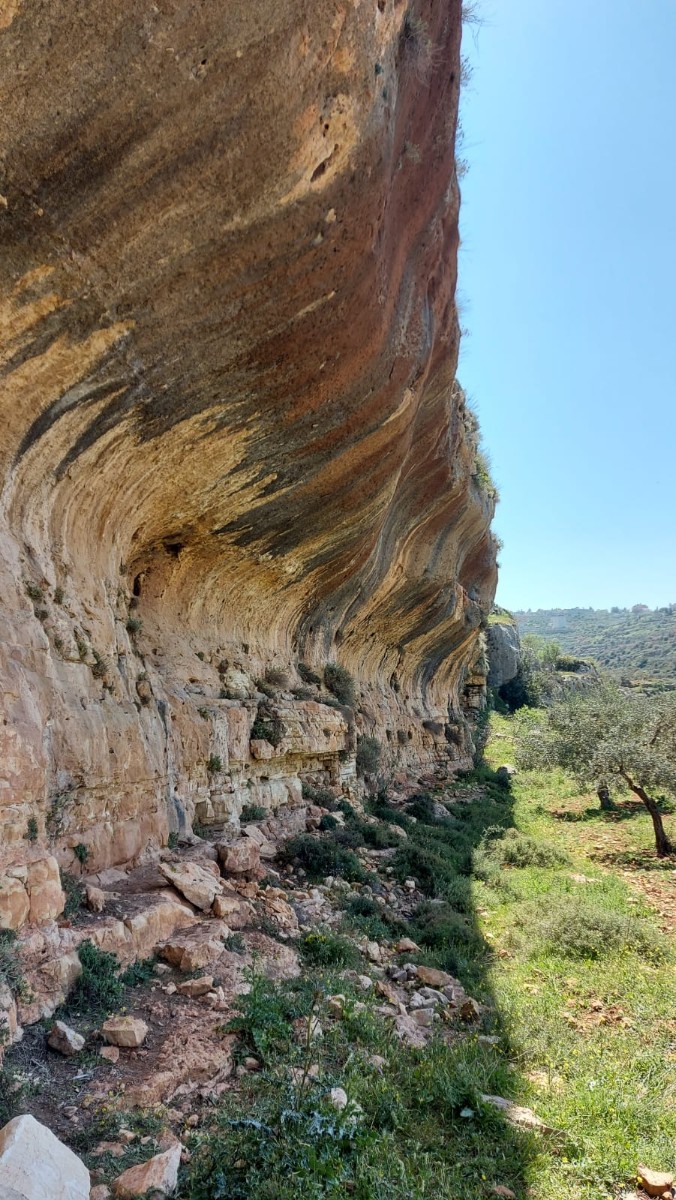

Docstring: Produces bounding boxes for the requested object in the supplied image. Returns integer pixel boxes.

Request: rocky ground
[1,757,673,1200]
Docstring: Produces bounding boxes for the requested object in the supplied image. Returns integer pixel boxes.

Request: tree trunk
[597,783,615,812]
[621,771,674,857]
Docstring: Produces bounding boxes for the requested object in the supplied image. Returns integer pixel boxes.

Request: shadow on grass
[551,797,674,824]
[594,846,676,872]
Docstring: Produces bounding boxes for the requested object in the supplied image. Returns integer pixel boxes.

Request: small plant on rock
[25,582,44,603]
[240,803,268,823]
[298,662,321,686]
[207,754,223,774]
[265,667,289,689]
[324,663,355,707]
[356,735,381,777]
[73,842,90,868]
[25,817,39,842]
[250,716,284,747]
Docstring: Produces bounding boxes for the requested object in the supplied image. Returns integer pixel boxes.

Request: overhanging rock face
[0,0,497,877]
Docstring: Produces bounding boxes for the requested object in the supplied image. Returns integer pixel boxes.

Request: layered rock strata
[0,0,497,890]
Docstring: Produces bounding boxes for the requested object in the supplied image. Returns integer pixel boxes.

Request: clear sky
[458,0,676,612]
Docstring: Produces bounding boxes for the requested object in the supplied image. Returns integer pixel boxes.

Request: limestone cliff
[0,0,497,886]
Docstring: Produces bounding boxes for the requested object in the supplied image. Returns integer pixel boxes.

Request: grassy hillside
[514,606,676,684]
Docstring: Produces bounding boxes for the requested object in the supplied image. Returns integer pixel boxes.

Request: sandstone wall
[0,0,497,882]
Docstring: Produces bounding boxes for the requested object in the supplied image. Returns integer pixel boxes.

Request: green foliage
[300,928,360,968]
[318,813,338,831]
[73,842,89,866]
[410,902,482,955]
[241,804,268,823]
[301,784,338,809]
[167,831,179,849]
[255,679,277,699]
[281,834,366,883]
[207,754,223,773]
[0,931,25,994]
[126,616,142,635]
[223,932,247,955]
[515,681,676,853]
[515,604,676,684]
[264,667,289,688]
[91,650,108,679]
[355,735,381,777]
[61,871,86,919]
[473,827,568,875]
[53,586,64,605]
[472,449,499,499]
[250,717,284,747]
[226,968,306,1062]
[63,940,124,1016]
[25,816,38,842]
[522,895,667,963]
[75,633,89,661]
[341,894,405,942]
[324,663,355,707]
[197,706,211,720]
[25,582,44,602]
[0,1069,28,1127]
[120,957,157,986]
[298,662,321,686]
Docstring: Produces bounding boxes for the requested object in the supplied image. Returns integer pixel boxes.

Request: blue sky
[458,0,676,611]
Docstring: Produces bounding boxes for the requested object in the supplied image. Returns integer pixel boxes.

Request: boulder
[0,876,30,931]
[396,937,419,954]
[102,1016,148,1048]
[47,1020,85,1056]
[415,965,454,989]
[0,1113,90,1199]
[100,1045,120,1063]
[158,921,230,972]
[176,975,213,998]
[112,1142,182,1198]
[211,892,252,926]
[85,885,106,913]
[328,1087,348,1112]
[486,621,520,689]
[217,841,261,876]
[637,1166,674,1197]
[481,1095,552,1133]
[159,861,221,911]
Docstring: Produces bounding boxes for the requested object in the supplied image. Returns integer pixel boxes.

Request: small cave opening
[164,542,184,558]
[133,574,142,597]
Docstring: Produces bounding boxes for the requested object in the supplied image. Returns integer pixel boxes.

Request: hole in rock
[164,542,184,557]
[133,574,142,597]
[311,159,330,182]
[377,0,386,10]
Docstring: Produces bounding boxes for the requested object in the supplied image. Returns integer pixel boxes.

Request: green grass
[481,714,675,1198]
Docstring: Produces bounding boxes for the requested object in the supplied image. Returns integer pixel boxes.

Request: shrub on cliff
[356,735,381,777]
[324,663,355,707]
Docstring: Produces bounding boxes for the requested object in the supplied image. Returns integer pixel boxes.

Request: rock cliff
[486,619,520,690]
[0,0,497,891]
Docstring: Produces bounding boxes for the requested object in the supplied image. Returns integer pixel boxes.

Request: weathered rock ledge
[0,0,497,881]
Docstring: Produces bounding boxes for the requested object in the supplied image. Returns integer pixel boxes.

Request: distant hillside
[514,606,676,684]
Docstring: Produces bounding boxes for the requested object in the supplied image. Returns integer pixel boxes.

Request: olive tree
[515,681,675,857]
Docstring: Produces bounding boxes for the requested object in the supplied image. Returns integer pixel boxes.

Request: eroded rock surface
[0,0,496,892]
